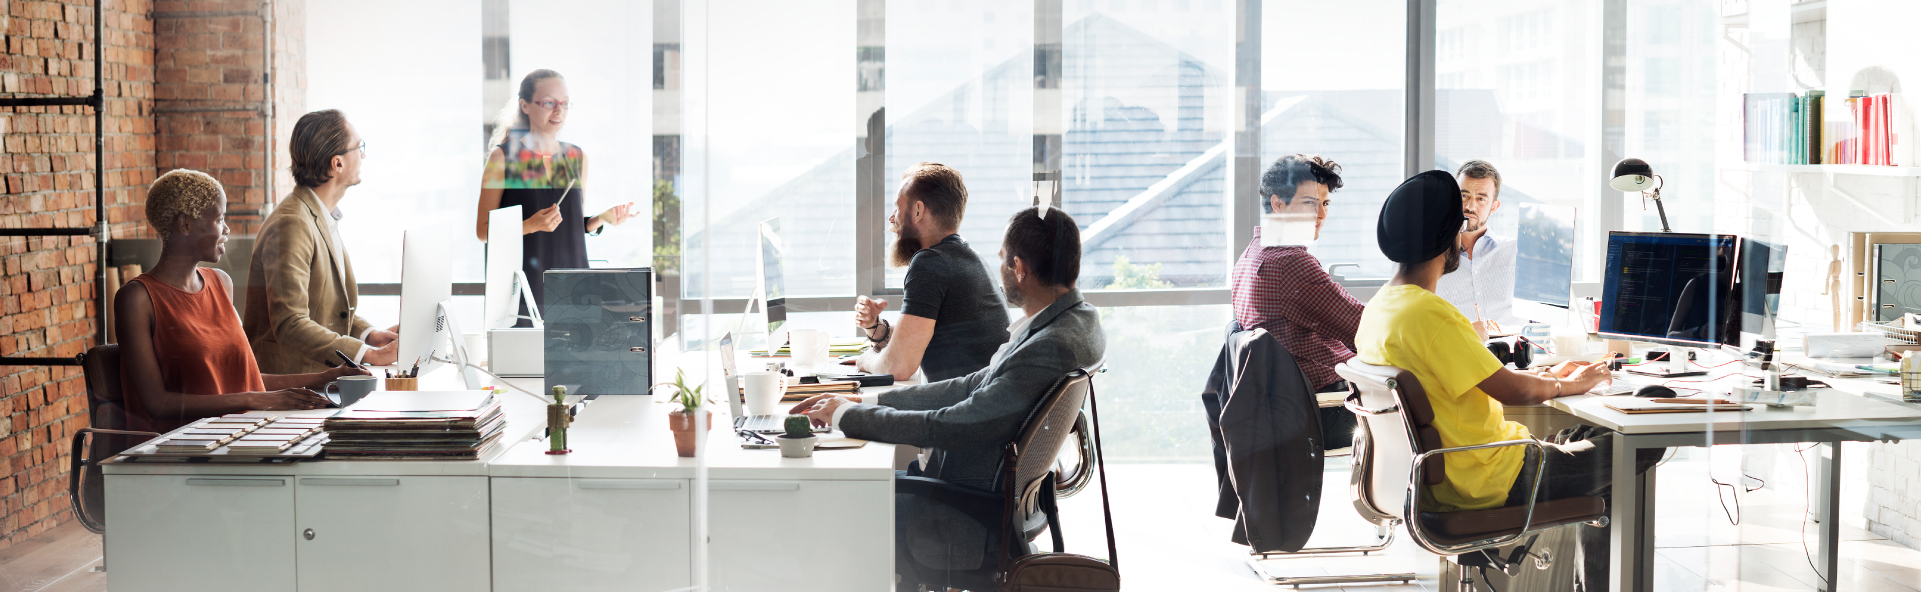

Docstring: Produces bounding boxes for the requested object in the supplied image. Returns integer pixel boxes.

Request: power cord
[430,355,548,404]
[1709,473,1765,525]
[1794,442,1831,586]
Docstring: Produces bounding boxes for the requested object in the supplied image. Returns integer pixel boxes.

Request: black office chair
[1339,359,1607,591]
[892,365,1101,592]
[68,344,159,541]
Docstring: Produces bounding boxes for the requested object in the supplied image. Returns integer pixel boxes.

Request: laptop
[721,333,827,435]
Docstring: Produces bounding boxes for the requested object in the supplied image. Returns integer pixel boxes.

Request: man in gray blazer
[793,205,1105,585]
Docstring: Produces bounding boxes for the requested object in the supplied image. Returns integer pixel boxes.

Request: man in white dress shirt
[1434,160,1518,338]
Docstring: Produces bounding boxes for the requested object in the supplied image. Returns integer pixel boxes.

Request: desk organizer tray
[117,416,330,462]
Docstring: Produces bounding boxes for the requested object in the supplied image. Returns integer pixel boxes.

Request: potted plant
[776,414,817,458]
[657,369,710,458]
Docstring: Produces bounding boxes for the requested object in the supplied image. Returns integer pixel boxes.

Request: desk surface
[1531,361,1921,439]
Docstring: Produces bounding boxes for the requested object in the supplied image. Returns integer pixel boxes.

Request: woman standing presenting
[475,69,636,319]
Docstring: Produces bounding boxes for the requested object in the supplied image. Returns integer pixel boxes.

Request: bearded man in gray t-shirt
[852,162,1012,382]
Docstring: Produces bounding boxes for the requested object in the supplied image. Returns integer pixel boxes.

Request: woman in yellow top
[1354,170,1659,592]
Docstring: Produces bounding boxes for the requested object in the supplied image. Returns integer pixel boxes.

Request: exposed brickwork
[0,0,156,548]
[154,0,279,234]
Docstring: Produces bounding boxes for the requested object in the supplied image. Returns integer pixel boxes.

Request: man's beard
[1442,241,1463,274]
[1462,212,1483,233]
[1000,260,1025,307]
[890,222,923,268]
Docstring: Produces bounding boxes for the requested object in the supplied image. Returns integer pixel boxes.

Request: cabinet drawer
[105,474,297,592]
[492,477,692,591]
[708,480,893,591]
[295,475,489,591]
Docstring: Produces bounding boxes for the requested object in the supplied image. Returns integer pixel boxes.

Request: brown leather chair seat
[1418,495,1605,547]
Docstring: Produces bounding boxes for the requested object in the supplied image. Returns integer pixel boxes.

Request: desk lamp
[1610,158,1671,232]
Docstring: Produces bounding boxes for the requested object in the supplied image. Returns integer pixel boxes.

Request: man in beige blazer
[246,110,400,373]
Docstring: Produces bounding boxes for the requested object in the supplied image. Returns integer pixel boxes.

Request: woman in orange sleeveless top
[117,170,366,432]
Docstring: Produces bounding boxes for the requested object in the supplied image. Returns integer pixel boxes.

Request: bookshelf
[1719,161,1921,177]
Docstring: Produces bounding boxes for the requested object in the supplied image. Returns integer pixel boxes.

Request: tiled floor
[7,453,1921,592]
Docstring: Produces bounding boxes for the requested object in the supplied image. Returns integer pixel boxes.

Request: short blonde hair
[146,169,225,240]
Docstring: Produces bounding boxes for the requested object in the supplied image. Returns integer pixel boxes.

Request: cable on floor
[1709,473,1765,526]
[1794,442,1832,586]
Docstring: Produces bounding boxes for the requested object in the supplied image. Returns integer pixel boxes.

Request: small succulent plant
[782,414,813,438]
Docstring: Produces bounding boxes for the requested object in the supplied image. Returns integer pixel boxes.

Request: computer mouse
[1633,384,1678,398]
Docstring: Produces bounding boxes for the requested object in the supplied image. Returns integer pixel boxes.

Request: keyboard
[735,414,829,434]
[1593,376,1653,397]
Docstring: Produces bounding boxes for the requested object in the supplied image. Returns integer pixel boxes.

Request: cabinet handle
[299,478,400,486]
[185,478,285,487]
[577,480,681,490]
[710,482,801,491]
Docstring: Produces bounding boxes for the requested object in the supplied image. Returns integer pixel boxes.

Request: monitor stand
[1625,347,1707,378]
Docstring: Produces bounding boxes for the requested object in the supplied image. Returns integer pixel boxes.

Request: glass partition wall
[279,0,1902,589]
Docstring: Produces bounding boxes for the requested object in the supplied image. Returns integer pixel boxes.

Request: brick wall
[154,0,288,235]
[0,0,155,547]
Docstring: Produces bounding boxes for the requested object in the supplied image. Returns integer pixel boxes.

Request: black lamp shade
[1610,157,1657,192]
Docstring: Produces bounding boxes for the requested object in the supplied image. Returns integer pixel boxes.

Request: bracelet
[863,320,881,332]
[1551,375,1562,398]
[867,319,891,343]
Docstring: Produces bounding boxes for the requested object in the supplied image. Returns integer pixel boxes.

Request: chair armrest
[895,475,1004,530]
[1404,438,1549,555]
[1344,391,1399,416]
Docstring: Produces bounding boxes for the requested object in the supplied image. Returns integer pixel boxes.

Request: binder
[544,268,655,396]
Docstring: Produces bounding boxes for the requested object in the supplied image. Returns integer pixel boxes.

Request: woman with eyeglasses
[475,69,636,319]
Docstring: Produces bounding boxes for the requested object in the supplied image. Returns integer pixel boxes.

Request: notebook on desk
[1604,398,1752,414]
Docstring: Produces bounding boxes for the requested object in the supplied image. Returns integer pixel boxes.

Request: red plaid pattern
[1230,227,1365,389]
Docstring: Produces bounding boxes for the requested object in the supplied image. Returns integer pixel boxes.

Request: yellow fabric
[1355,284,1524,511]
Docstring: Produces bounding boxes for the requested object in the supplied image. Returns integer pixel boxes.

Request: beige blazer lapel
[292,186,352,305]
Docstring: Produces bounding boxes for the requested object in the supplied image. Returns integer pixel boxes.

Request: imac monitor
[1597,231,1740,350]
[758,218,787,335]
[1512,203,1577,323]
[484,205,532,330]
[400,222,473,386]
[1734,238,1788,349]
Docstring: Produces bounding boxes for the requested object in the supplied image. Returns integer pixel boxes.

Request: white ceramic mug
[743,371,786,416]
[788,329,829,372]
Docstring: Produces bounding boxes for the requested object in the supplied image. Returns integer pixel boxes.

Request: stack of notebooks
[751,339,868,357]
[781,379,861,401]
[322,393,508,461]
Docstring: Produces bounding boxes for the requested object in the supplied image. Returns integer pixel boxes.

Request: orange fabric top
[123,268,265,432]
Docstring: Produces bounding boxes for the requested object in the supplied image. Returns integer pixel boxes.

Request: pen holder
[385,377,419,391]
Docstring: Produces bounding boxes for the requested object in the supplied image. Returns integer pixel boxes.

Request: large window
[1437,0,1601,281]
[1263,0,1406,281]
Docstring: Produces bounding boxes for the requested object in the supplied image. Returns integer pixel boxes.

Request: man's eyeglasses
[735,429,774,446]
[337,140,366,158]
[531,99,572,111]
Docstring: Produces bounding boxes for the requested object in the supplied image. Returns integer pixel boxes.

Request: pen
[334,349,364,370]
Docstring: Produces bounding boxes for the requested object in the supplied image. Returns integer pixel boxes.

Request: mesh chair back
[1337,360,1440,525]
[1002,368,1094,519]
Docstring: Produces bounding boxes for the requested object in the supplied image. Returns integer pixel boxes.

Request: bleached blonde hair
[146,169,225,240]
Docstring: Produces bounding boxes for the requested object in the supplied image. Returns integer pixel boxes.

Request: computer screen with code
[1599,231,1739,348]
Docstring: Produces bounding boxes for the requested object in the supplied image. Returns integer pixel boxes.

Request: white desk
[101,361,901,592]
[1547,379,1921,592]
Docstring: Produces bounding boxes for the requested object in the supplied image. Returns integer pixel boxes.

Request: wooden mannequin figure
[1825,244,1845,332]
[546,385,572,454]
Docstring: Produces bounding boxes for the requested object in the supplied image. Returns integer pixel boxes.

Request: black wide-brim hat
[1376,170,1464,264]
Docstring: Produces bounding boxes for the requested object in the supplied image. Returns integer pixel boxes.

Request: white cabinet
[293,476,490,591]
[491,477,692,591]
[707,480,893,592]
[105,475,297,592]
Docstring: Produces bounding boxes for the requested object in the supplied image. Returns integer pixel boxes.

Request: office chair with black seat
[892,365,1117,592]
[69,344,162,558]
[1338,359,1607,592]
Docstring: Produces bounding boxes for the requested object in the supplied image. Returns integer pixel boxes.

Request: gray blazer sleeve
[839,346,1064,451]
[872,368,988,411]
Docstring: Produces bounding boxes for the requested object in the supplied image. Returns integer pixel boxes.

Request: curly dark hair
[1258,154,1343,213]
[1002,206,1081,288]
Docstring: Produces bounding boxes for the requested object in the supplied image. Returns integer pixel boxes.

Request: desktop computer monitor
[1597,231,1740,350]
[758,218,787,335]
[399,222,475,387]
[1734,238,1788,350]
[484,205,530,330]
[1512,203,1577,323]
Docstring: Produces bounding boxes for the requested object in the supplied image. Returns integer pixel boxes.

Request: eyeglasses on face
[336,140,366,158]
[531,99,572,111]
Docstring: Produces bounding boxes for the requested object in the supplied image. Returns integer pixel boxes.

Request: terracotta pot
[668,409,713,457]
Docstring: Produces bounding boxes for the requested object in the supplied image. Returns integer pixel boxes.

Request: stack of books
[322,393,508,461]
[782,379,862,401]
[1744,91,1914,166]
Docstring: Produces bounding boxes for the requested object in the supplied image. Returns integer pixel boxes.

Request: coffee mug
[326,375,380,407]
[742,371,786,416]
[788,329,829,372]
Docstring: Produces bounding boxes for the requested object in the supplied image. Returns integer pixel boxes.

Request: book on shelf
[1747,90,1919,167]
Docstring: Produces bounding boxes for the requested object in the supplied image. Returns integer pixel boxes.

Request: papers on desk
[1785,358,1876,378]
[1604,398,1753,414]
